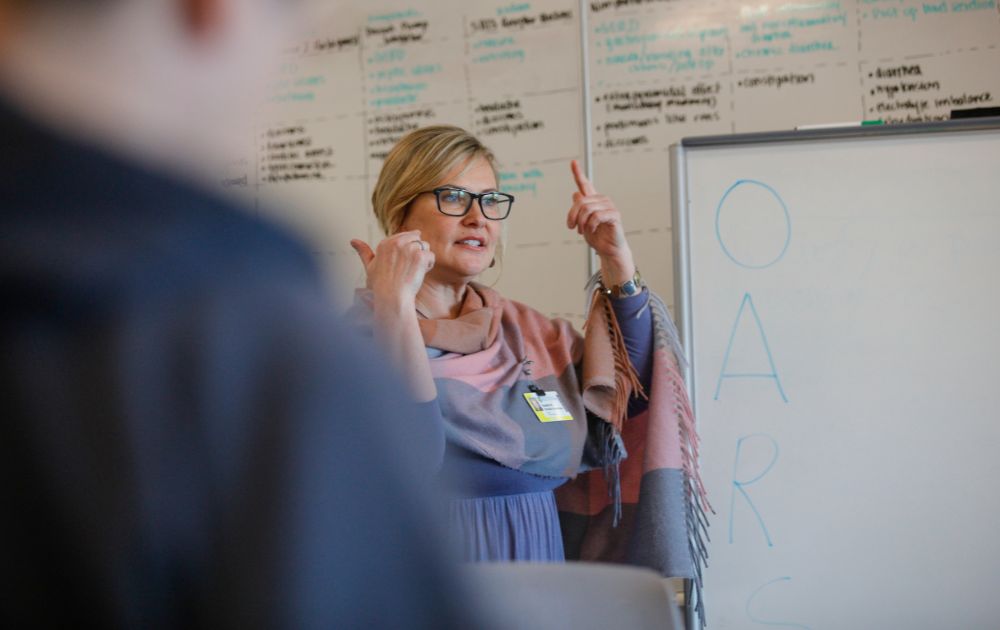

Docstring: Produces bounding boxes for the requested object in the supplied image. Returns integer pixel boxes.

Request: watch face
[621,280,637,296]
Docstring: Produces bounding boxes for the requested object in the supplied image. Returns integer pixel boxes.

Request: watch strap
[600,269,644,299]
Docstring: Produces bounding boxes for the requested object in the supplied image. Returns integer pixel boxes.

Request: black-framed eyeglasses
[422,187,515,221]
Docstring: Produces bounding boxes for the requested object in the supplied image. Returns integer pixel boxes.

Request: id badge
[523,390,574,423]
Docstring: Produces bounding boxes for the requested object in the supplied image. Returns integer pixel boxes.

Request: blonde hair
[371,125,500,236]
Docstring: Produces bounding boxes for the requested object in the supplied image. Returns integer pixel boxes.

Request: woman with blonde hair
[349,126,707,588]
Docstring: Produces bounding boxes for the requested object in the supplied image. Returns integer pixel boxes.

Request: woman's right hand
[350,230,435,304]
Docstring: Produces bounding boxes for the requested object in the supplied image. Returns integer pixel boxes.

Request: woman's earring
[489,257,496,268]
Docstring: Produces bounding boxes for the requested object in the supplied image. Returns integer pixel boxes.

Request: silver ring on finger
[415,240,427,252]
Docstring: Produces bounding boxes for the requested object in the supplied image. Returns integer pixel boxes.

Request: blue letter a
[714,293,787,402]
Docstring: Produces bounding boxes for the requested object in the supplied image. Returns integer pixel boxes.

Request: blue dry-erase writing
[729,433,779,547]
[745,576,811,629]
[715,179,791,269]
[714,292,788,403]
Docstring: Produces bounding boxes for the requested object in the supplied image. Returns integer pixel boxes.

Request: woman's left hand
[566,159,636,283]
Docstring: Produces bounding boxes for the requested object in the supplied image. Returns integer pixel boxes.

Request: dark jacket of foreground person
[0,99,473,629]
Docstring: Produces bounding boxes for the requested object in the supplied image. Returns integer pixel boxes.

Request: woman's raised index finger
[570,159,596,196]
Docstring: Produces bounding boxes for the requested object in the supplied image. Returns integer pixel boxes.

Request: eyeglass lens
[437,188,512,220]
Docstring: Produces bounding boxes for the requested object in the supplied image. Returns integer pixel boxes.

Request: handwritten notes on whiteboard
[227,1,587,317]
[587,0,1000,310]
[219,0,999,319]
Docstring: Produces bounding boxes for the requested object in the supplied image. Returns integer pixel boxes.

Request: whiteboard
[673,120,1000,629]
[587,0,1000,314]
[221,0,590,320]
[220,0,1000,321]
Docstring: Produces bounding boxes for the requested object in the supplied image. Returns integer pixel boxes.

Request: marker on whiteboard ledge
[795,119,884,130]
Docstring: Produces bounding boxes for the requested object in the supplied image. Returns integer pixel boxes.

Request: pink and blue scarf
[352,281,710,619]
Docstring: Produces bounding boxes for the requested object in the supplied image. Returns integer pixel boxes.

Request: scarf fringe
[583,273,647,432]
[582,275,711,625]
[601,291,648,431]
[648,290,712,628]
[584,273,646,527]
[647,291,689,370]
[599,419,627,527]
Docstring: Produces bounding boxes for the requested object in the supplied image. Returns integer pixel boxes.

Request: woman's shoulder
[475,283,580,342]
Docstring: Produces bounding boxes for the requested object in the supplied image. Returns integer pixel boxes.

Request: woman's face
[401,157,503,284]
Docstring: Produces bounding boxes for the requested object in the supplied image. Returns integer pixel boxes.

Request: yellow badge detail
[523,391,574,423]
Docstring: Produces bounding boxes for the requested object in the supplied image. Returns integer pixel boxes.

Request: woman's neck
[416,278,470,319]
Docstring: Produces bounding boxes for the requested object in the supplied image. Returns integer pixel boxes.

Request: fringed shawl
[351,283,590,479]
[556,277,711,625]
[350,280,710,621]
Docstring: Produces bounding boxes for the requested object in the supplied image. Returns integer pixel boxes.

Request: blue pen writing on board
[795,119,884,130]
[745,577,811,630]
[729,433,778,547]
[715,179,791,270]
[714,293,788,403]
[498,170,540,197]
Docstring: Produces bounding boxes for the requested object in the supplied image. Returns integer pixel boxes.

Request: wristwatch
[602,268,644,299]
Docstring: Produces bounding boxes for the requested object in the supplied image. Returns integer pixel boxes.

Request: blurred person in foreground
[0,0,477,627]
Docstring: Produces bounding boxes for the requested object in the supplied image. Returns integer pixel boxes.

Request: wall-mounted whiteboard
[672,120,1000,629]
[220,0,1000,323]
[588,0,1000,317]
[223,0,590,320]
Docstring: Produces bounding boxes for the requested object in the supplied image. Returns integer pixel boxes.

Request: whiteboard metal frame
[579,0,598,280]
[670,143,695,409]
[669,141,701,630]
[680,116,1000,148]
